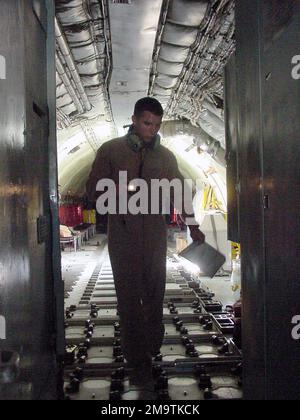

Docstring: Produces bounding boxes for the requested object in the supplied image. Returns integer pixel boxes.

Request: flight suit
[86,136,190,366]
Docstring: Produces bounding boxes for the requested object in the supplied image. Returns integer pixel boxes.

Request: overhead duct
[55,0,231,197]
[198,116,225,145]
[174,95,226,146]
[56,52,84,115]
[55,17,92,113]
[160,120,226,167]
[149,0,234,144]
[149,0,209,108]
[172,2,234,94]
[56,0,117,197]
[166,1,235,121]
[199,108,224,133]
[55,0,115,125]
[202,98,223,120]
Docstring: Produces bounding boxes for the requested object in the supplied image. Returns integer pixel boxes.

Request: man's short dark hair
[134,97,164,117]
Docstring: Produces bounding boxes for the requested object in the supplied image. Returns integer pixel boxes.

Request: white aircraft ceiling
[55,0,234,210]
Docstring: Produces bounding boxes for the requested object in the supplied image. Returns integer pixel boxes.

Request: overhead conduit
[56,51,84,115]
[55,17,92,113]
[149,0,234,148]
[149,0,209,108]
[55,0,114,127]
[56,0,117,196]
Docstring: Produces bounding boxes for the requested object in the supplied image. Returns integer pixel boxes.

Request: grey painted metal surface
[224,54,240,243]
[235,0,300,399]
[235,0,266,400]
[261,11,300,399]
[262,0,300,49]
[0,0,58,400]
[47,0,65,397]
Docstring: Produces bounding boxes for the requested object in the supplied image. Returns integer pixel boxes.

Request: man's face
[132,111,162,143]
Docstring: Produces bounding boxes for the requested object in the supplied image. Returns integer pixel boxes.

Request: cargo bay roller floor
[62,234,242,400]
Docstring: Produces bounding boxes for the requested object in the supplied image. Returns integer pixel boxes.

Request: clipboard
[179,241,226,278]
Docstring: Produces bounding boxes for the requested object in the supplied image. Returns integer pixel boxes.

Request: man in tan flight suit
[86,97,205,386]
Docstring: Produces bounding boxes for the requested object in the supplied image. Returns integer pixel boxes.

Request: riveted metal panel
[0,0,30,400]
[235,0,266,400]
[236,0,300,400]
[0,0,58,400]
[261,12,300,400]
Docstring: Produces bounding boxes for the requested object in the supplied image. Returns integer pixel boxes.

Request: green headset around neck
[126,125,160,152]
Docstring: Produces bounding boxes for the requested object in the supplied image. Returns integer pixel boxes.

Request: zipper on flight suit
[138,148,146,178]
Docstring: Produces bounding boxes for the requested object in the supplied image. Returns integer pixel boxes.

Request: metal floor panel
[64,362,242,400]
[64,334,240,368]
[66,303,204,324]
[65,322,220,345]
[62,237,242,400]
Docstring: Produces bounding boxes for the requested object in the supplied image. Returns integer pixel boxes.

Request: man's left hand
[189,225,205,243]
